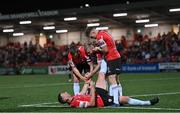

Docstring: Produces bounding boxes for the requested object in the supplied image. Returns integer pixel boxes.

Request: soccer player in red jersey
[59,43,159,108]
[58,79,159,108]
[85,28,122,106]
[84,43,108,91]
[68,44,93,95]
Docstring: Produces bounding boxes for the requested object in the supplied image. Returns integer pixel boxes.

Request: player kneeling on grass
[58,79,159,108]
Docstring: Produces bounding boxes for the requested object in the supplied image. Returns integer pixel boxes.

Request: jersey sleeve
[68,52,72,61]
[79,101,89,108]
[70,100,89,108]
[79,46,91,62]
[68,52,75,68]
[96,53,102,63]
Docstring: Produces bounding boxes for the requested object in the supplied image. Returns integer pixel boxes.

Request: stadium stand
[0,31,180,69]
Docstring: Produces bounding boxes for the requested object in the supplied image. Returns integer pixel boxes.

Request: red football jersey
[78,46,91,62]
[70,94,104,108]
[96,53,103,63]
[96,30,120,61]
[68,46,91,67]
[68,52,76,68]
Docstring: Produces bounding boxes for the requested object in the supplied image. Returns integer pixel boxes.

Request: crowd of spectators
[0,31,180,68]
[0,41,69,68]
[116,31,180,64]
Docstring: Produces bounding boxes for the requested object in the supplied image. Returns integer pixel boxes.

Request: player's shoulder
[68,52,72,58]
[97,30,111,40]
[78,46,85,51]
[96,53,102,57]
[97,31,104,39]
[68,51,71,55]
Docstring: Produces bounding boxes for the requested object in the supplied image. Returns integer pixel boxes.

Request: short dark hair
[69,44,78,56]
[58,93,66,104]
[85,27,94,37]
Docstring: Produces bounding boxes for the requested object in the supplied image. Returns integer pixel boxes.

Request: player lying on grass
[58,79,159,108]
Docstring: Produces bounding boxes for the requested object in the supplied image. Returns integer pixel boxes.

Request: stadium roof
[0,0,156,14]
[0,0,180,36]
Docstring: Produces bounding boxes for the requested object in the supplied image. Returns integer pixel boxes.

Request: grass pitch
[0,72,180,112]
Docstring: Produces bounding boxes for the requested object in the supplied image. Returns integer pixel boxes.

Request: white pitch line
[22,105,70,108]
[19,102,59,107]
[0,83,76,89]
[20,105,180,111]
[124,77,180,82]
[130,91,180,97]
[19,91,180,108]
[1,77,180,89]
[104,106,180,111]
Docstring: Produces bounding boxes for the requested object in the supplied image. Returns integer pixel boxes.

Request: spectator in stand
[116,40,124,53]
[0,30,180,71]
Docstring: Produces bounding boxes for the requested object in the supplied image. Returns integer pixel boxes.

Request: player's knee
[108,74,117,84]
[97,72,105,81]
[73,78,80,83]
[108,74,116,79]
[120,96,129,104]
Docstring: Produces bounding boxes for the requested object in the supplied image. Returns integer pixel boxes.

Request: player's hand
[93,47,101,52]
[85,72,92,79]
[85,72,90,77]
[85,78,91,84]
[81,76,87,81]
[89,81,95,87]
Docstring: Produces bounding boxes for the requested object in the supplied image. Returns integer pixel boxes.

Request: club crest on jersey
[108,98,112,102]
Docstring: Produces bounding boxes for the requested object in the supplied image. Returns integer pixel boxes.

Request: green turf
[0,73,180,112]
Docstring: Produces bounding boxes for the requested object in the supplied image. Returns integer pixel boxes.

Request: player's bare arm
[88,61,94,73]
[69,59,87,81]
[86,62,101,79]
[72,67,87,81]
[79,80,91,95]
[86,81,96,107]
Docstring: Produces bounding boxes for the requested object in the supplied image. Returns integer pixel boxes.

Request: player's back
[96,30,120,61]
[70,94,104,108]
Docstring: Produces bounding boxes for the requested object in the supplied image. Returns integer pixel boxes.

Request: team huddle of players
[58,27,159,108]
